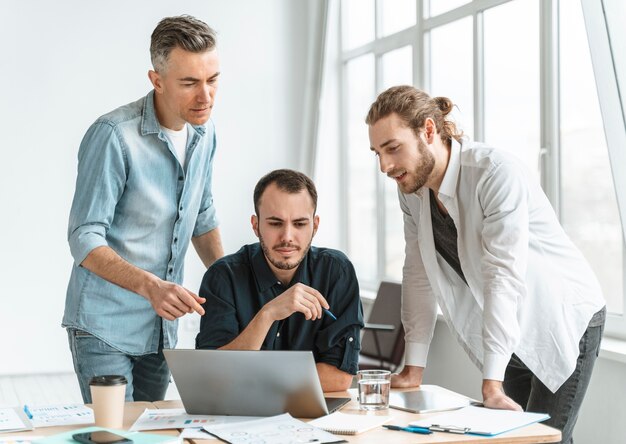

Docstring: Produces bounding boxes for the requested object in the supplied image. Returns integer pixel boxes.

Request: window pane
[379,0,416,37]
[380,45,412,281]
[384,180,404,281]
[342,0,375,50]
[430,16,474,138]
[381,45,413,92]
[560,0,623,314]
[427,0,469,18]
[484,0,540,177]
[346,55,377,282]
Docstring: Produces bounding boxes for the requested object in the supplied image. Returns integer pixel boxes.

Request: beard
[396,140,436,194]
[259,235,313,271]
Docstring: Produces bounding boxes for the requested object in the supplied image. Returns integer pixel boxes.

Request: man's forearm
[81,245,159,298]
[218,309,274,350]
[316,363,353,392]
[82,246,205,320]
[192,228,224,268]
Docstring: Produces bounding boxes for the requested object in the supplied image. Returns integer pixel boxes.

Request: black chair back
[360,281,405,370]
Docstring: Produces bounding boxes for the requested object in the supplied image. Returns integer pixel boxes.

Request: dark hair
[150,15,217,72]
[253,169,318,215]
[365,85,463,145]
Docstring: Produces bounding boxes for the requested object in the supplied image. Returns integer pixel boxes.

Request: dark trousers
[503,310,605,444]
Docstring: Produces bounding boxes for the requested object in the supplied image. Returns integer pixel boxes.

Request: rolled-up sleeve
[196,266,239,349]
[193,123,219,237]
[314,259,364,375]
[68,121,127,266]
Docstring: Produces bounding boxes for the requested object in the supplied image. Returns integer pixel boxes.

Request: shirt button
[168,267,173,274]
[174,237,178,243]
[179,205,184,211]
[348,337,354,342]
[178,176,183,181]
[276,332,280,337]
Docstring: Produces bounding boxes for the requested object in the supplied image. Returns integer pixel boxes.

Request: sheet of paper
[130,408,258,431]
[26,404,94,428]
[179,428,216,440]
[204,413,343,444]
[0,408,32,433]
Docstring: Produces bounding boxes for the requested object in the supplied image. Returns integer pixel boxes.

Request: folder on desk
[410,406,550,436]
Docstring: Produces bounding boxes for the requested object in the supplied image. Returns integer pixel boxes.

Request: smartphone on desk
[73,431,133,444]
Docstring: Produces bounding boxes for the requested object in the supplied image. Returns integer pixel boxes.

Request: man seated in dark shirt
[196,169,364,391]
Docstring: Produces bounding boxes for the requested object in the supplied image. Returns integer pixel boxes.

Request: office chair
[359,281,405,371]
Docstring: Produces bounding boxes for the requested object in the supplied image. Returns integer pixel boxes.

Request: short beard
[259,236,312,271]
[403,139,435,194]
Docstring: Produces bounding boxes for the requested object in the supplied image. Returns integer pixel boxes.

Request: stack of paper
[25,404,94,428]
[309,412,392,435]
[0,408,32,433]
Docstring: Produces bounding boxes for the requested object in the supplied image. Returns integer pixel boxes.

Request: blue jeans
[67,329,170,403]
[503,308,605,444]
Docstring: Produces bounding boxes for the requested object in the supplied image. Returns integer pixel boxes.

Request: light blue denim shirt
[62,90,218,355]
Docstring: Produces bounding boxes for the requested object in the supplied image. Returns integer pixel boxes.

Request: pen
[383,424,433,435]
[23,405,33,419]
[323,308,337,321]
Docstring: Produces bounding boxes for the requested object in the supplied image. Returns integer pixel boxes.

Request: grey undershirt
[429,189,468,285]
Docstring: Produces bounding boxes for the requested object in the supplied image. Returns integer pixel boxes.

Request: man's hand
[482,379,523,411]
[218,283,329,351]
[145,278,206,321]
[80,246,206,321]
[391,365,424,388]
[261,283,329,321]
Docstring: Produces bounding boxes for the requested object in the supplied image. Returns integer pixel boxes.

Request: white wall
[0,0,312,375]
[423,319,626,444]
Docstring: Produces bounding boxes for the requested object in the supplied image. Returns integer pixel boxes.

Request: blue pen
[323,308,337,321]
[383,424,433,435]
[23,405,33,419]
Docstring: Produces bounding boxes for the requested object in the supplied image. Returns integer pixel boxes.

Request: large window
[338,0,626,336]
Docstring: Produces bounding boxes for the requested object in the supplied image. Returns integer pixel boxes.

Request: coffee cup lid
[89,375,128,386]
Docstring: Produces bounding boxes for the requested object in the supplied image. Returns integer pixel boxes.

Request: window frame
[337,0,626,337]
[581,0,626,338]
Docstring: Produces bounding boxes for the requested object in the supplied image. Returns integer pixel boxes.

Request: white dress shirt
[400,139,605,392]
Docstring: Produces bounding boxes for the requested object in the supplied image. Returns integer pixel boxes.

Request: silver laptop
[164,349,350,418]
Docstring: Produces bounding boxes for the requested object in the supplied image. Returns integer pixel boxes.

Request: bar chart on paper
[130,408,257,432]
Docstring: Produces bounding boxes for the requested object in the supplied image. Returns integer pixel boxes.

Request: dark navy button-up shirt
[196,243,364,375]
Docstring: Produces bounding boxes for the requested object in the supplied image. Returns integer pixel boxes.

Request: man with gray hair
[63,15,224,402]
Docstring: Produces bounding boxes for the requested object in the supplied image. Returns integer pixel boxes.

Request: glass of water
[357,369,391,410]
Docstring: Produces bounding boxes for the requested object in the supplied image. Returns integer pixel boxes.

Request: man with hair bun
[367,85,604,443]
[63,15,224,402]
